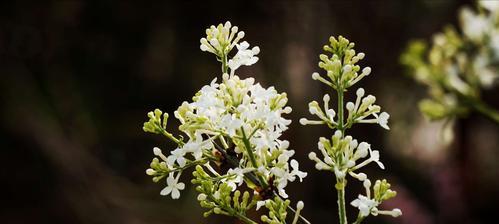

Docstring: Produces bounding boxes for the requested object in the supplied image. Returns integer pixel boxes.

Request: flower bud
[312,72,321,80]
[356,88,365,97]
[362,67,372,76]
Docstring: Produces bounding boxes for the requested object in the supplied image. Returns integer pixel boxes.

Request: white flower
[369,149,385,170]
[219,114,243,137]
[226,167,253,191]
[460,8,488,41]
[479,0,499,12]
[271,167,294,190]
[160,173,185,199]
[351,195,378,217]
[374,112,390,130]
[167,148,187,167]
[354,142,370,159]
[256,199,270,210]
[290,159,307,182]
[228,41,260,72]
[182,133,213,160]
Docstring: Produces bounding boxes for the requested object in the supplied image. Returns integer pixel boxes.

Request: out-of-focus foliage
[401,1,499,123]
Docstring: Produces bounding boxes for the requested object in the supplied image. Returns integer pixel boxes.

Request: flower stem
[471,98,499,124]
[235,213,258,224]
[222,52,228,74]
[337,178,348,224]
[157,127,183,146]
[208,194,257,224]
[241,127,268,189]
[337,89,345,134]
[336,87,348,224]
[353,214,366,224]
[288,204,312,224]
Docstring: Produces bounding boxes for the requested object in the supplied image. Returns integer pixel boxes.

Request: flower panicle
[143,21,308,224]
[301,35,401,224]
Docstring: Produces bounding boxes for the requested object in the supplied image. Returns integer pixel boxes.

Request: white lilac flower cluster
[401,1,499,122]
[144,21,307,224]
[351,179,402,219]
[301,36,401,224]
[172,72,306,199]
[200,21,260,75]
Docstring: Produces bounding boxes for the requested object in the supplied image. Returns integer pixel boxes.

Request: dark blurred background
[2,0,499,223]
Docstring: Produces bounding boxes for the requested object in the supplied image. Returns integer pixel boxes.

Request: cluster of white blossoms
[350,179,402,219]
[300,87,389,130]
[402,1,499,122]
[301,36,401,224]
[307,130,384,180]
[144,21,308,224]
[200,21,260,75]
[171,72,306,199]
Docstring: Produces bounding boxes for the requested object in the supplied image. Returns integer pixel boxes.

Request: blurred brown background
[2,0,499,224]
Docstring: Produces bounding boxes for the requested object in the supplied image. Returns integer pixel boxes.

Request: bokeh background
[2,0,499,223]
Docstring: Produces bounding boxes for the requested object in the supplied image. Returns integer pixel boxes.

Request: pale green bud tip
[237,31,245,38]
[319,54,328,61]
[153,147,162,156]
[363,179,372,188]
[299,118,308,125]
[358,173,367,181]
[308,152,317,160]
[213,208,222,214]
[146,168,156,175]
[312,72,320,80]
[327,109,336,118]
[391,208,402,217]
[297,201,304,210]
[252,46,260,54]
[356,88,365,97]
[323,94,330,102]
[309,106,318,115]
[200,44,209,51]
[197,193,207,201]
[358,52,365,59]
[334,130,342,138]
[346,102,355,111]
[261,216,270,222]
[362,67,372,76]
[343,64,352,73]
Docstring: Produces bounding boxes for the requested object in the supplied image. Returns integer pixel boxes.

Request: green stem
[208,195,257,224]
[471,98,499,123]
[288,205,312,224]
[235,213,258,224]
[337,89,345,134]
[337,178,348,224]
[241,127,268,189]
[353,214,366,224]
[222,52,228,74]
[336,87,348,224]
[158,127,183,146]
